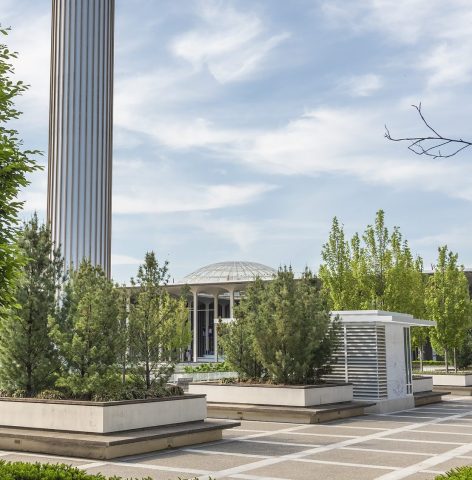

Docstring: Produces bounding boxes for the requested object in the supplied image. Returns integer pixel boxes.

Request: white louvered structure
[326,311,434,413]
[326,323,388,399]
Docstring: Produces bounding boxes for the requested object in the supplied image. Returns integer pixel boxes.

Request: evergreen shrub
[436,467,472,480]
[219,267,338,385]
[0,461,204,480]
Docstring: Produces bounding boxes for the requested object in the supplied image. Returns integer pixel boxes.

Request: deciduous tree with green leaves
[0,214,63,395]
[319,210,425,316]
[426,246,471,373]
[128,252,190,389]
[49,260,121,397]
[0,29,40,321]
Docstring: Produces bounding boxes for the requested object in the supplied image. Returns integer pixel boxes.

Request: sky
[3,0,472,283]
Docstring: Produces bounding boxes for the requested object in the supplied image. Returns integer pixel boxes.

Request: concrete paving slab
[84,463,204,480]
[387,430,472,444]
[295,424,387,436]
[430,456,472,473]
[0,453,88,466]
[416,423,472,433]
[353,438,454,454]
[192,439,307,456]
[249,459,391,480]
[403,473,439,480]
[305,448,429,468]
[126,450,256,470]
[258,432,350,445]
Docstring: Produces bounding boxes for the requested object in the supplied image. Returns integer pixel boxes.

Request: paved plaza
[3,396,472,480]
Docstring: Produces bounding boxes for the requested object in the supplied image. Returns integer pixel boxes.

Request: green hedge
[183,362,233,373]
[0,461,204,479]
[412,360,445,366]
[436,467,472,480]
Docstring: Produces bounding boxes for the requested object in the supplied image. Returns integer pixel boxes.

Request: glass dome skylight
[181,261,276,284]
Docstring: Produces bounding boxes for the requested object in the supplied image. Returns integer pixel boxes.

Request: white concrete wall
[188,383,353,407]
[385,323,409,400]
[432,374,472,386]
[412,376,433,393]
[0,396,207,434]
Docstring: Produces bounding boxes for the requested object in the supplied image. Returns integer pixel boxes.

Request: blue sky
[3,0,472,283]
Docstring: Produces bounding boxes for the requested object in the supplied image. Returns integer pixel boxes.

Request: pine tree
[0,29,40,321]
[426,246,471,373]
[0,214,62,394]
[49,260,120,397]
[220,278,265,380]
[243,267,336,384]
[128,252,190,389]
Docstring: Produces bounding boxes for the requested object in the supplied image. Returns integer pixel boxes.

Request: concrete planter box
[412,376,433,393]
[0,395,206,434]
[188,382,353,407]
[171,372,238,383]
[432,374,472,387]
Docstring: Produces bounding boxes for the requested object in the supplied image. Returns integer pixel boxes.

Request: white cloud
[170,2,289,83]
[113,167,276,214]
[197,217,261,251]
[340,74,383,97]
[111,254,142,266]
[321,1,472,88]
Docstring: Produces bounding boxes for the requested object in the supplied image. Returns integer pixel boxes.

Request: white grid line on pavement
[208,400,472,479]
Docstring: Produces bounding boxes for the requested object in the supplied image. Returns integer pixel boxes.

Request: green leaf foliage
[221,267,338,384]
[0,213,63,395]
[0,461,206,480]
[426,246,471,370]
[128,252,191,389]
[49,260,122,398]
[0,28,41,321]
[436,466,472,480]
[319,210,426,316]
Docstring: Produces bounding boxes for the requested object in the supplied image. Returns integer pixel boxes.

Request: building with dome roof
[166,261,276,362]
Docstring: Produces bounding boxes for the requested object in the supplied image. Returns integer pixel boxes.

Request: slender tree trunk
[146,360,151,389]
[419,347,423,373]
[454,348,457,373]
[122,356,126,384]
[445,349,449,373]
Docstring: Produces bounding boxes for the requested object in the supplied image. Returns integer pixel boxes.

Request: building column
[229,289,235,319]
[205,302,210,354]
[213,292,219,358]
[192,290,198,362]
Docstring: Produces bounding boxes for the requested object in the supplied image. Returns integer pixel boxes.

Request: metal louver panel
[325,322,388,400]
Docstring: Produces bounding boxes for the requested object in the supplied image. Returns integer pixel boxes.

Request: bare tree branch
[385,103,472,159]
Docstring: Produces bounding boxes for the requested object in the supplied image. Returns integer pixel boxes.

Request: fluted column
[48,0,114,276]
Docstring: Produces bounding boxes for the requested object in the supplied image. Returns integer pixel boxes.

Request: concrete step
[414,390,450,406]
[206,401,375,424]
[0,419,239,460]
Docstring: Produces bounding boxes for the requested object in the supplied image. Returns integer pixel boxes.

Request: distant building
[166,261,276,362]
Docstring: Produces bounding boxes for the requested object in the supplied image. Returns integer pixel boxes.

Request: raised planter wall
[0,395,206,434]
[412,376,433,393]
[432,374,472,387]
[188,382,353,407]
[171,371,238,383]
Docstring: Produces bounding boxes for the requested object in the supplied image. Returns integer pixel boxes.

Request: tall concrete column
[192,290,198,362]
[205,302,210,354]
[213,293,219,358]
[229,288,235,319]
[48,0,115,276]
